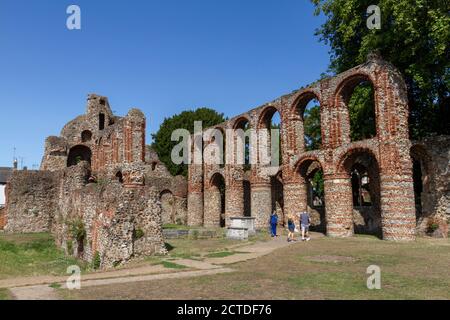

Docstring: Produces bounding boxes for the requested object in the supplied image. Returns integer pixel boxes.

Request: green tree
[311,0,449,138]
[303,104,322,150]
[348,82,376,141]
[152,108,227,177]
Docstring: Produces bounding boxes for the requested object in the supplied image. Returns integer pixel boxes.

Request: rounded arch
[296,155,326,232]
[290,90,323,152]
[204,127,226,168]
[334,73,377,143]
[232,116,252,169]
[295,155,325,177]
[81,130,92,143]
[257,105,281,129]
[209,172,226,228]
[257,105,283,167]
[336,147,379,175]
[209,172,226,188]
[290,90,322,118]
[67,145,92,167]
[334,73,375,104]
[232,116,251,130]
[337,147,382,236]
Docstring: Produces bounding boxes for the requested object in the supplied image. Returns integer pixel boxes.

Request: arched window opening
[342,150,381,237]
[115,171,123,184]
[295,93,322,151]
[67,145,92,167]
[99,113,105,131]
[340,78,376,142]
[234,118,251,171]
[259,108,282,167]
[81,130,92,143]
[298,159,326,233]
[211,173,226,228]
[303,99,322,151]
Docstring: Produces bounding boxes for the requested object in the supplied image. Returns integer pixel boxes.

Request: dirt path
[6,234,313,300]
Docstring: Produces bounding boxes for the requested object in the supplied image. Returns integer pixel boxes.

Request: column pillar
[324,174,354,237]
[204,187,221,227]
[225,182,244,226]
[251,182,272,230]
[283,180,307,218]
[187,164,204,227]
[379,174,416,241]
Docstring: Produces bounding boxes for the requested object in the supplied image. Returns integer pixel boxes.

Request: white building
[0,167,13,206]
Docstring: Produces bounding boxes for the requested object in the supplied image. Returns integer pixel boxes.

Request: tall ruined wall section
[39,94,187,224]
[41,95,146,173]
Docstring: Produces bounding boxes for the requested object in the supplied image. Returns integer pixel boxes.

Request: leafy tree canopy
[311,0,449,138]
[152,108,227,177]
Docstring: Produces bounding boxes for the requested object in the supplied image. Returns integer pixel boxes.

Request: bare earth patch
[305,255,356,263]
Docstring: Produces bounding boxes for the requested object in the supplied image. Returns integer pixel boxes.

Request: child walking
[287,216,296,242]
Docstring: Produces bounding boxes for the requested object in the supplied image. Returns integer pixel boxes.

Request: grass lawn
[60,235,450,300]
[0,288,11,300]
[162,224,192,230]
[0,233,87,280]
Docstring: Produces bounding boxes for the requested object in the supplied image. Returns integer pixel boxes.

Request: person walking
[300,211,311,241]
[270,212,278,237]
[287,216,296,242]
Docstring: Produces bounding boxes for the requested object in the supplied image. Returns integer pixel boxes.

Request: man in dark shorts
[300,211,311,241]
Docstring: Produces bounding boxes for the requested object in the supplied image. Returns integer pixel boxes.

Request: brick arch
[334,72,376,106]
[257,105,282,129]
[295,154,324,178]
[230,116,252,168]
[289,89,322,119]
[232,116,252,129]
[289,90,324,153]
[207,171,226,189]
[336,146,380,176]
[333,72,377,145]
[67,144,92,167]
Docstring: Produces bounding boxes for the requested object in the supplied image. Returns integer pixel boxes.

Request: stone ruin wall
[412,135,450,236]
[4,171,60,233]
[187,54,450,240]
[2,94,188,268]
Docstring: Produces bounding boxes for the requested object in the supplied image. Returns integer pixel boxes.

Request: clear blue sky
[0,0,330,168]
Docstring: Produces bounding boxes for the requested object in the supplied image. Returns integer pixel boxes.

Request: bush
[67,218,86,243]
[66,241,74,256]
[152,108,227,177]
[133,228,145,240]
[92,252,101,270]
[190,230,199,240]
